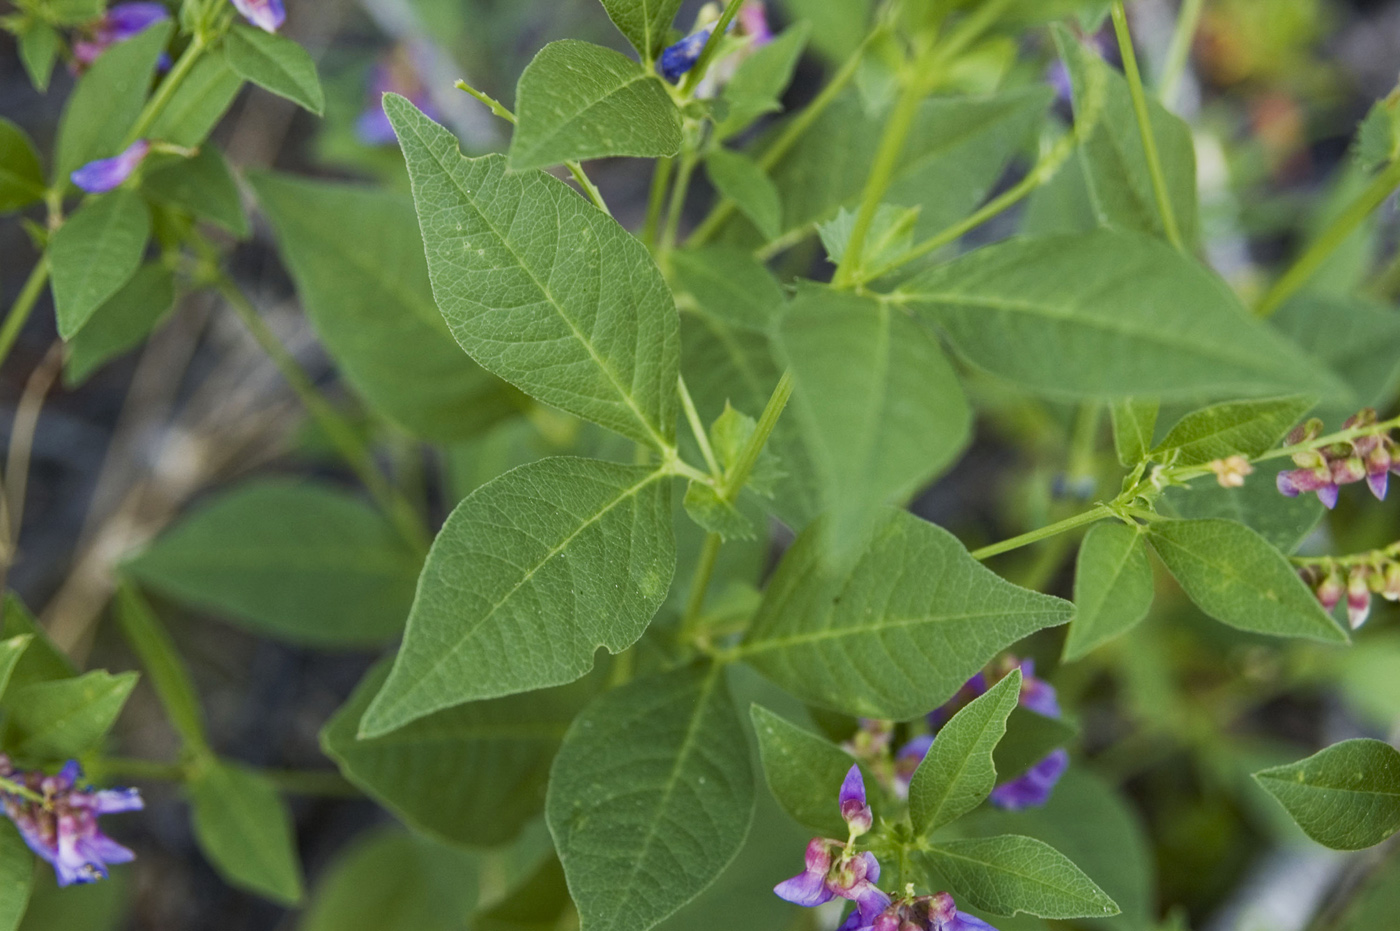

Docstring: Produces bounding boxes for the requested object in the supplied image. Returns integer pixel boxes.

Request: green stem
[678,374,721,476]
[456,81,516,124]
[722,370,793,498]
[680,531,723,638]
[0,775,44,804]
[1111,2,1185,253]
[660,153,698,255]
[679,0,747,97]
[1158,0,1206,106]
[969,504,1114,561]
[217,278,429,554]
[125,35,206,145]
[1256,158,1400,317]
[0,257,50,373]
[644,158,675,247]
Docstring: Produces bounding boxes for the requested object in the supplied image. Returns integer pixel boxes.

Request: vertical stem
[0,258,50,374]
[723,370,793,497]
[567,162,611,216]
[678,374,721,476]
[679,0,747,97]
[1158,0,1206,107]
[1256,158,1400,317]
[644,157,675,247]
[125,35,207,144]
[1111,2,1185,253]
[660,153,698,255]
[680,532,723,637]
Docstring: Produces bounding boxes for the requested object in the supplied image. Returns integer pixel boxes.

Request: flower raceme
[1299,551,1400,630]
[0,758,142,887]
[72,2,170,70]
[858,891,1000,931]
[230,0,286,33]
[1277,410,1400,509]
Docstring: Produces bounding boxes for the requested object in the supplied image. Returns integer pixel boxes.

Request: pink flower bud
[1315,569,1344,611]
[1347,567,1373,629]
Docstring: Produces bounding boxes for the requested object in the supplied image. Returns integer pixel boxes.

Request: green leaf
[298,827,478,931]
[42,0,104,25]
[54,22,170,182]
[1055,25,1199,245]
[780,0,870,62]
[142,147,249,237]
[1152,397,1315,467]
[547,665,754,931]
[474,855,571,931]
[683,483,756,541]
[1253,739,1400,851]
[388,97,680,449]
[113,584,207,750]
[1271,294,1400,417]
[715,23,811,140]
[705,149,781,241]
[0,118,44,213]
[1,595,75,692]
[918,835,1120,919]
[900,231,1347,401]
[816,203,919,269]
[597,0,684,61]
[910,670,1022,835]
[188,761,304,904]
[18,23,60,92]
[772,285,971,536]
[0,822,32,931]
[509,40,682,170]
[250,171,519,442]
[1161,468,1323,555]
[146,54,243,148]
[223,25,324,115]
[992,709,1078,783]
[3,670,138,760]
[1147,519,1348,643]
[17,866,127,931]
[322,661,599,848]
[1355,98,1400,172]
[63,262,174,387]
[50,190,151,340]
[361,457,674,736]
[1110,399,1158,467]
[740,510,1073,719]
[125,480,421,648]
[749,704,861,837]
[670,246,784,332]
[1064,522,1154,661]
[0,638,31,704]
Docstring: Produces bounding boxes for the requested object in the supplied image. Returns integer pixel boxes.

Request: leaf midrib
[741,606,1064,654]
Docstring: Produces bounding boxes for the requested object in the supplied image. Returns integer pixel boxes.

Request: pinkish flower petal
[229,0,285,32]
[1316,483,1340,510]
[774,868,834,908]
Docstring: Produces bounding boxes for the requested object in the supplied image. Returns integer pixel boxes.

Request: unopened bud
[1287,419,1325,446]
[1209,455,1254,488]
[1383,563,1400,602]
[1315,569,1345,611]
[1348,567,1373,629]
[1331,456,1367,486]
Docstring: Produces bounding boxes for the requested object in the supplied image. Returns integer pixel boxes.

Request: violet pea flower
[230,0,286,33]
[839,765,873,837]
[659,25,714,83]
[71,140,151,193]
[989,749,1070,810]
[72,3,170,69]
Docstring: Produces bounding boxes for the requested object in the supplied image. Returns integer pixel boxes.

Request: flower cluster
[1299,549,1400,629]
[231,0,286,33]
[72,2,170,70]
[0,758,142,887]
[859,890,999,931]
[1277,410,1399,509]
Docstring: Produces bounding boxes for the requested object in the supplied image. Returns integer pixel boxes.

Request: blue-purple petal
[230,0,286,32]
[70,140,150,193]
[774,868,834,908]
[989,749,1069,810]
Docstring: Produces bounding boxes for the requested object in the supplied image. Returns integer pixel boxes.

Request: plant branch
[721,370,793,499]
[0,257,51,375]
[678,374,721,477]
[125,34,207,145]
[969,504,1114,561]
[1158,0,1205,107]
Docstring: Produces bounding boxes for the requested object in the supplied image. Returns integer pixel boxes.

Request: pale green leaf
[142,147,248,237]
[1,594,75,692]
[387,96,680,449]
[188,761,304,904]
[1147,519,1348,643]
[146,54,243,148]
[816,203,919,269]
[597,0,684,61]
[322,661,599,848]
[1253,739,1400,851]
[224,25,324,114]
[780,0,870,62]
[715,23,811,140]
[547,665,754,931]
[361,457,675,736]
[1153,396,1315,467]
[682,483,756,541]
[17,866,127,931]
[750,704,861,837]
[3,670,138,759]
[1356,99,1400,171]
[251,171,520,442]
[42,0,104,24]
[0,822,32,931]
[54,21,169,181]
[50,189,151,340]
[0,118,44,213]
[113,585,207,750]
[509,40,681,170]
[706,148,781,240]
[670,246,784,332]
[0,638,30,704]
[740,510,1073,719]
[125,480,421,648]
[900,231,1347,401]
[1064,523,1154,661]
[1271,294,1400,418]
[918,834,1120,919]
[18,23,60,92]
[911,671,1022,835]
[63,263,174,387]
[1110,400,1157,467]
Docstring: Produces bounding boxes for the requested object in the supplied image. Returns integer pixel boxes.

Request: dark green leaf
[0,118,44,213]
[1153,396,1315,467]
[547,665,754,931]
[3,670,138,760]
[1,595,75,692]
[51,189,151,340]
[1253,739,1400,851]
[388,97,680,450]
[750,704,861,836]
[706,149,781,240]
[918,835,1120,919]
[1110,400,1158,467]
[43,0,104,25]
[188,761,304,904]
[474,855,570,931]
[125,480,421,648]
[1064,522,1154,661]
[683,483,756,540]
[223,25,323,114]
[361,458,674,736]
[1271,294,1400,417]
[0,638,30,706]
[509,40,681,170]
[142,147,248,237]
[146,54,243,148]
[1148,518,1348,643]
[597,0,684,61]
[740,510,1073,719]
[910,670,1022,835]
[63,262,174,387]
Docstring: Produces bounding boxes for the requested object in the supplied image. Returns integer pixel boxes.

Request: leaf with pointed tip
[387,96,680,449]
[0,118,44,214]
[597,0,685,61]
[224,25,324,114]
[1110,399,1157,467]
[189,762,304,905]
[706,149,782,240]
[1253,739,1400,851]
[1,595,74,692]
[146,54,243,148]
[547,665,754,931]
[918,835,1120,919]
[911,671,1022,835]
[1153,396,1316,467]
[63,263,174,387]
[715,23,810,140]
[509,41,681,170]
[18,23,60,92]
[1063,522,1154,661]
[143,147,248,237]
[51,190,151,340]
[3,670,139,760]
[1148,519,1348,643]
[739,510,1073,719]
[750,704,861,836]
[361,457,675,737]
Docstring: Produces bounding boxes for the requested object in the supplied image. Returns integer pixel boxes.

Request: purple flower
[737,2,772,45]
[774,840,889,921]
[989,749,1069,810]
[659,25,714,83]
[71,140,151,193]
[0,758,142,887]
[894,735,933,799]
[1016,660,1060,719]
[356,49,441,147]
[839,765,873,837]
[72,2,170,69]
[849,891,1001,931]
[1277,466,1339,509]
[230,0,285,33]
